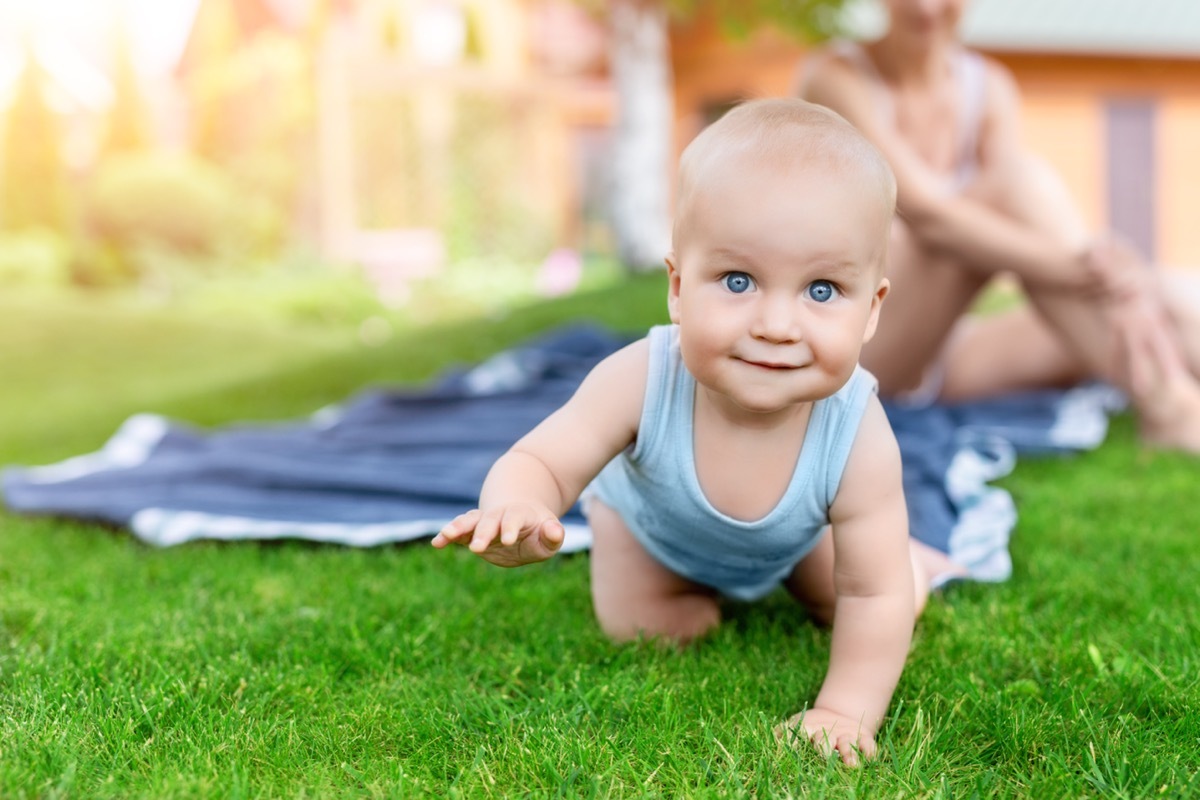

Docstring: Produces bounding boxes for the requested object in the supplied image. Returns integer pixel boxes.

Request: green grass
[2,275,1199,798]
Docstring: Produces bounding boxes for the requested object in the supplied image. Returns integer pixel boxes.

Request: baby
[434,98,928,765]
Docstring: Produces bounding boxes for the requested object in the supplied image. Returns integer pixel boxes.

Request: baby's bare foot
[911,540,967,589]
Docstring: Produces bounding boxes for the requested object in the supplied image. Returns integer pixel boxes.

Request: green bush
[186,252,390,327]
[82,152,285,288]
[0,228,73,288]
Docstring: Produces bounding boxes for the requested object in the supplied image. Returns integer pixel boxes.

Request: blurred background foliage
[0,0,850,332]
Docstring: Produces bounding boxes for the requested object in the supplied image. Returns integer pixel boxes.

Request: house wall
[670,15,1200,269]
[1002,54,1200,269]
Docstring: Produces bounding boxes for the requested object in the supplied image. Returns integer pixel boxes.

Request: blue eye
[807,280,838,303]
[724,272,754,294]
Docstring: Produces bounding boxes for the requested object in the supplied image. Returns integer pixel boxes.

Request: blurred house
[671,0,1200,269]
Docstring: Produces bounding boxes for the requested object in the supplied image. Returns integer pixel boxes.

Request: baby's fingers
[809,728,868,767]
[831,733,859,766]
[834,731,876,766]
[539,518,565,548]
[431,509,483,548]
[498,508,539,547]
[467,510,505,553]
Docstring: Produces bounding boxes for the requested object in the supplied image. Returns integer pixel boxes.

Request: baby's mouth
[737,357,801,370]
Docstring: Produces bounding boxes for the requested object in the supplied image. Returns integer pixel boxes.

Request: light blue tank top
[590,325,878,601]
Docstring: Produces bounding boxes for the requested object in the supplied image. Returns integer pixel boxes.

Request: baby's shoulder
[601,332,653,376]
[835,394,901,493]
[574,334,653,428]
[824,393,903,526]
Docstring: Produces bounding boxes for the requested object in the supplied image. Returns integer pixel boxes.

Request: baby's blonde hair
[673,98,897,255]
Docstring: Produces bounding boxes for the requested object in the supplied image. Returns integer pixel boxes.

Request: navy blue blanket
[2,324,1123,582]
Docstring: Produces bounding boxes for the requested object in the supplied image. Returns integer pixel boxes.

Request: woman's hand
[1080,234,1152,304]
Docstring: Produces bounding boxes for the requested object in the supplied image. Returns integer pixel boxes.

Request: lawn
[2,276,1198,799]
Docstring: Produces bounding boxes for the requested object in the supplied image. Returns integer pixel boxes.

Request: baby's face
[668,157,891,417]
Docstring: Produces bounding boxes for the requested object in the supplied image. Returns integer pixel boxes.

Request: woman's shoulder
[958,47,1017,91]
[969,50,1022,117]
[795,40,877,104]
[798,40,869,83]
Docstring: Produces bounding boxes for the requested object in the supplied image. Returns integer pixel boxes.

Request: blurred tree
[177,0,319,243]
[593,0,852,271]
[0,46,68,231]
[179,0,243,161]
[102,24,151,156]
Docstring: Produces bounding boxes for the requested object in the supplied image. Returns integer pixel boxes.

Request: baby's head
[667,99,898,412]
[673,98,896,269]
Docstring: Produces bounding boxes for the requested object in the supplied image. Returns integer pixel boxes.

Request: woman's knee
[964,154,1088,246]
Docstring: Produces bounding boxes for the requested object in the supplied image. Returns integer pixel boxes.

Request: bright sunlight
[0,0,200,73]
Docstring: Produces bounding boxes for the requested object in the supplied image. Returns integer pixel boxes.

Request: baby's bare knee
[594,595,720,647]
[809,601,837,628]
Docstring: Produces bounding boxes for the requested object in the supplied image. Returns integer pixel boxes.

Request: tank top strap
[817,365,879,510]
[628,324,683,464]
[952,48,988,188]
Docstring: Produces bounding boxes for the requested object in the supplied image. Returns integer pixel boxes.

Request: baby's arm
[784,396,915,764]
[431,338,648,567]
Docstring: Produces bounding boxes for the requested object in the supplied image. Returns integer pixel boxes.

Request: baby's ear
[861,277,890,344]
[666,253,682,324]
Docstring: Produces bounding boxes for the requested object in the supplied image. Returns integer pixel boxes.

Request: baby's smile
[736,356,804,370]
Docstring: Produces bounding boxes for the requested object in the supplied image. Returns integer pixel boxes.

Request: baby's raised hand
[431,504,564,567]
[774,707,877,766]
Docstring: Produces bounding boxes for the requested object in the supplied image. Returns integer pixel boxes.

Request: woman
[797,0,1200,452]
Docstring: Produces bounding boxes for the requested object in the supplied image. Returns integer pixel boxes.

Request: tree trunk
[608,0,673,272]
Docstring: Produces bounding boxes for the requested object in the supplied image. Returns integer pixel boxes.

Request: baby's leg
[586,499,719,646]
[784,529,933,627]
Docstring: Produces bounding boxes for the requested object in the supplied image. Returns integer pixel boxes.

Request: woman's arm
[798,51,1102,293]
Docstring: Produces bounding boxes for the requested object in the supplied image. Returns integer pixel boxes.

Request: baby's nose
[752,296,802,342]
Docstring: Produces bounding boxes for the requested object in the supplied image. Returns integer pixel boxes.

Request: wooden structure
[314,0,613,298]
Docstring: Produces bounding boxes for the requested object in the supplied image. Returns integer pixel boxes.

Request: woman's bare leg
[1159,269,1200,377]
[938,307,1087,401]
[862,214,1085,400]
[860,220,990,395]
[953,155,1200,449]
[587,498,719,645]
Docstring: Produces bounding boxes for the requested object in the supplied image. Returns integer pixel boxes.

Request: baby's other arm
[431,338,649,567]
[782,395,914,764]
